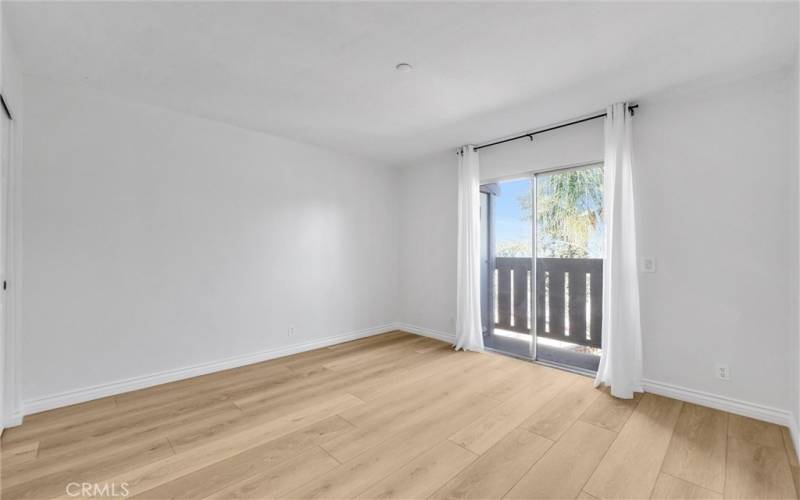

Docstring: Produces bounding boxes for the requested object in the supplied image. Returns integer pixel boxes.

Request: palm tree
[518,167,603,258]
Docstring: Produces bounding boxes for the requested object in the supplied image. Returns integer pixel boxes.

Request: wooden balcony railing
[494,257,603,348]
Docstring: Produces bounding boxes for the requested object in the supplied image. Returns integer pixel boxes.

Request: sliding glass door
[533,165,604,372]
[482,177,533,359]
[481,163,604,372]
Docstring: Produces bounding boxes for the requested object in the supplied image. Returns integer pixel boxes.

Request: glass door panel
[484,177,533,359]
[534,165,604,372]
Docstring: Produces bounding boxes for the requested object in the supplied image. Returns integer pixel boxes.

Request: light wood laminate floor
[1,331,798,499]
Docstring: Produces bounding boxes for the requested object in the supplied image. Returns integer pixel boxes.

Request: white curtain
[455,145,484,352]
[594,103,643,399]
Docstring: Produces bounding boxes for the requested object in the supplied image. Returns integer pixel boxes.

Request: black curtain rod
[0,94,12,121]
[473,104,638,152]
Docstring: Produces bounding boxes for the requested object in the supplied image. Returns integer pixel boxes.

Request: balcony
[492,257,603,359]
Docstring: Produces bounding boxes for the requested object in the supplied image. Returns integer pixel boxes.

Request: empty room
[0,1,798,499]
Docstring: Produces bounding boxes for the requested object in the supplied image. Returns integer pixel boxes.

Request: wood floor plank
[414,338,447,354]
[283,334,419,375]
[208,360,441,453]
[0,441,39,467]
[728,414,784,448]
[583,393,683,500]
[131,416,351,499]
[350,349,480,402]
[660,403,727,493]
[504,420,616,500]
[202,446,340,499]
[521,376,601,440]
[3,418,207,489]
[281,394,500,500]
[448,367,574,454]
[321,335,428,372]
[323,331,409,352]
[22,395,118,423]
[726,417,797,499]
[650,473,722,499]
[355,441,478,500]
[783,426,799,467]
[431,428,552,500]
[114,363,295,412]
[336,352,500,428]
[784,430,800,500]
[1,402,243,488]
[33,401,243,462]
[2,438,174,500]
[322,356,509,462]
[1,397,120,446]
[475,364,539,403]
[233,350,448,414]
[57,394,364,499]
[17,365,294,452]
[579,386,642,432]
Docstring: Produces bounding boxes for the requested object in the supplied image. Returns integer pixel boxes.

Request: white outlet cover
[640,257,656,273]
[715,364,730,380]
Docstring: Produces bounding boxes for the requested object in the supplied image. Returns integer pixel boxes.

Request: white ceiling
[5,1,798,165]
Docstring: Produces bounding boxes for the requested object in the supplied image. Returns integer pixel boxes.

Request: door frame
[481,160,604,372]
[480,177,536,361]
[479,184,498,342]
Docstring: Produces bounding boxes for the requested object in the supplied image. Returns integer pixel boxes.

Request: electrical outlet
[715,364,730,381]
[640,257,656,273]
[288,325,295,337]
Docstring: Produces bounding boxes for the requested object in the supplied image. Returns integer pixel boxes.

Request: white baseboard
[642,378,794,428]
[394,322,455,345]
[19,323,398,420]
[4,410,23,428]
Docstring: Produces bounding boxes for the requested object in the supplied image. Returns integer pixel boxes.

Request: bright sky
[494,178,532,248]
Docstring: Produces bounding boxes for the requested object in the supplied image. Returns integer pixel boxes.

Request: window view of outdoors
[493,166,604,259]
[494,179,532,258]
[491,166,604,368]
[533,166,604,354]
[533,166,604,259]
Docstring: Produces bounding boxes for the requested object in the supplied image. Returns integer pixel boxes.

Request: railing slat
[512,260,529,333]
[589,259,603,348]
[546,262,565,338]
[568,265,587,344]
[496,264,511,329]
[536,266,546,336]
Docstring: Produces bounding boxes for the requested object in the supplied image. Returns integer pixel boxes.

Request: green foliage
[495,240,532,257]
[519,167,603,258]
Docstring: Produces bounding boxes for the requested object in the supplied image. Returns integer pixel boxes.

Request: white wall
[399,67,798,418]
[794,62,800,451]
[635,68,796,414]
[21,76,399,409]
[398,152,458,336]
